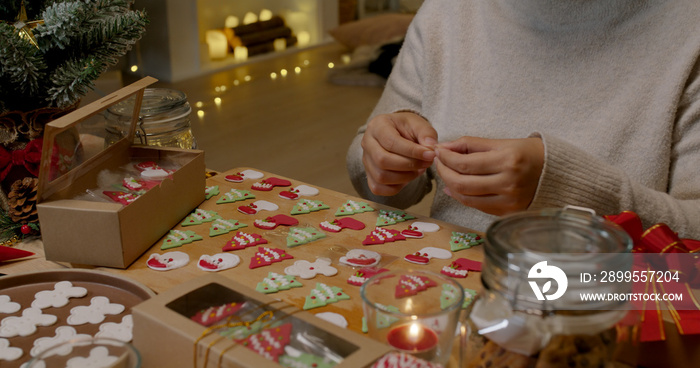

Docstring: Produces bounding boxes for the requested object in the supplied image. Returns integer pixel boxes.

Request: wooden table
[0,167,484,366]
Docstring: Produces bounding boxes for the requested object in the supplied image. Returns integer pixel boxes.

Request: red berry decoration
[20,225,31,235]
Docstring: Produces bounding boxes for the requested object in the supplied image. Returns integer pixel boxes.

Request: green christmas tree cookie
[449,232,484,251]
[209,219,248,237]
[216,189,255,204]
[302,283,349,310]
[335,199,374,216]
[375,209,415,227]
[290,199,330,215]
[161,230,203,250]
[255,272,303,294]
[286,227,326,247]
[181,209,221,226]
[205,185,220,200]
[375,303,400,328]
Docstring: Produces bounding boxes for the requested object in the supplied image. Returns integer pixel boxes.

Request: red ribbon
[0,138,42,181]
[605,211,700,342]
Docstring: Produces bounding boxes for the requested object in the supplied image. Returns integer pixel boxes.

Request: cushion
[328,13,414,50]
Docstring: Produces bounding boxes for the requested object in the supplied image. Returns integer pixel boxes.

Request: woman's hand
[361,112,438,196]
[435,136,544,215]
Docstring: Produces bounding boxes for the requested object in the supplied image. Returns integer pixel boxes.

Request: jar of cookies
[464,207,639,368]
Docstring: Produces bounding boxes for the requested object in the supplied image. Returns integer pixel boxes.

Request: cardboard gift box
[132,274,393,368]
[37,77,205,268]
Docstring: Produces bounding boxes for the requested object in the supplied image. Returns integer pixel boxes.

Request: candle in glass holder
[386,322,439,358]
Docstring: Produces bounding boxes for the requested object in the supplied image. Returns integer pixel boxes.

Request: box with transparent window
[463,207,640,368]
[105,88,196,149]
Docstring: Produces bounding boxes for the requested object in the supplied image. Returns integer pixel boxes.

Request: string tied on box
[605,211,700,342]
[0,138,42,181]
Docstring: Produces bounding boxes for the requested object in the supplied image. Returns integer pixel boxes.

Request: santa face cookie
[225,169,264,183]
[339,249,381,267]
[147,251,190,271]
[278,185,319,200]
[197,253,241,271]
[404,247,451,265]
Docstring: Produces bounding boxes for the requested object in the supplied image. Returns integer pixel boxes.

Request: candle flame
[409,323,420,339]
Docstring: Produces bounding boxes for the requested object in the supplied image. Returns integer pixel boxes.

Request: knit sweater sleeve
[346,8,434,209]
[530,62,700,238]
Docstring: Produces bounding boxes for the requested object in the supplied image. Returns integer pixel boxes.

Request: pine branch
[44,57,102,108]
[0,22,47,110]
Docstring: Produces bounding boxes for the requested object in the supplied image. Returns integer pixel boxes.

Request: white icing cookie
[339,249,381,267]
[67,297,125,326]
[0,338,22,361]
[146,251,190,271]
[0,296,20,314]
[65,346,118,368]
[30,326,91,357]
[0,308,57,338]
[284,258,338,279]
[32,281,88,309]
[315,312,348,328]
[197,253,240,272]
[95,315,133,342]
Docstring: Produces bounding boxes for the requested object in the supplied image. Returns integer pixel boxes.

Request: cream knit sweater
[347,0,700,238]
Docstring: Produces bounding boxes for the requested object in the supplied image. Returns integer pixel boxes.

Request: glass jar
[464,207,639,368]
[104,88,197,149]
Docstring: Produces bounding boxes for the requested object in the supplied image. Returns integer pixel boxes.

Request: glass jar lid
[482,207,634,312]
[105,88,191,126]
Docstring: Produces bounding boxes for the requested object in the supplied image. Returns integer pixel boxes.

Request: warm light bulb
[195,101,203,108]
[280,69,288,77]
[233,80,240,86]
[243,12,258,25]
[327,62,335,69]
[303,60,310,66]
[244,75,251,82]
[342,54,351,64]
[225,15,239,28]
[214,97,222,106]
[259,9,273,21]
[197,110,204,118]
[130,65,138,72]
[294,66,301,74]
[270,72,277,80]
[215,86,221,92]
[220,85,227,92]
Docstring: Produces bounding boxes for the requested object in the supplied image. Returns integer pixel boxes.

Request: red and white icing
[347,267,390,286]
[249,247,293,269]
[339,249,381,267]
[191,302,245,326]
[197,253,240,271]
[371,352,442,368]
[363,227,406,245]
[243,323,292,362]
[223,232,267,251]
[253,214,299,230]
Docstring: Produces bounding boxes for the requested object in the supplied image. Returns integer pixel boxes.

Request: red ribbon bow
[605,211,700,342]
[0,139,42,181]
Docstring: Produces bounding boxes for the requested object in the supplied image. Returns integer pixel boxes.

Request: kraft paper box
[37,77,205,268]
[132,274,392,368]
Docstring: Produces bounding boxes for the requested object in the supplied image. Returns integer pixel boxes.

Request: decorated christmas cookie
[371,351,442,368]
[439,283,463,310]
[191,302,245,327]
[95,315,133,342]
[394,274,438,299]
[216,188,255,204]
[160,230,202,249]
[224,169,264,183]
[67,297,124,325]
[181,209,221,226]
[32,281,88,309]
[335,200,374,216]
[147,251,190,270]
[404,247,452,265]
[314,312,348,328]
[374,303,400,328]
[205,185,220,200]
[0,337,22,361]
[249,247,294,269]
[242,323,292,362]
[209,218,248,237]
[238,200,279,215]
[441,258,482,278]
[362,227,406,245]
[253,214,299,230]
[122,176,158,192]
[0,307,57,337]
[376,209,415,227]
[302,283,350,310]
[285,258,338,279]
[339,249,381,267]
[450,231,484,251]
[319,217,366,233]
[280,347,335,368]
[255,272,303,294]
[197,253,241,271]
[0,296,20,314]
[31,326,91,357]
[286,227,326,247]
[400,222,440,239]
[66,346,119,366]
[278,185,319,200]
[290,199,330,215]
[347,267,389,286]
[103,190,139,205]
[251,177,292,191]
[220,320,264,340]
[222,231,267,251]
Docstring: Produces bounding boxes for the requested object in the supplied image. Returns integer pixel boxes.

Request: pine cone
[7,177,39,224]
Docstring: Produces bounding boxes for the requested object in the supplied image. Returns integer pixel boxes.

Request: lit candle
[243,12,258,25]
[386,322,438,356]
[273,38,286,51]
[259,9,273,22]
[297,31,310,47]
[234,46,248,62]
[225,15,239,28]
[205,30,228,60]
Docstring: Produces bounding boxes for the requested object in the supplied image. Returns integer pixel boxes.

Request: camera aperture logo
[528,261,568,301]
